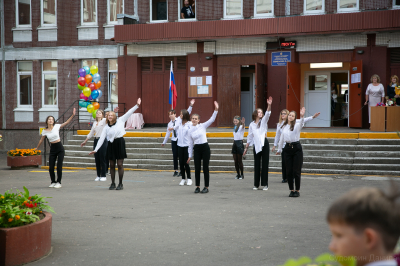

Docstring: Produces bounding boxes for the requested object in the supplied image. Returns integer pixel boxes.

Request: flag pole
[171,61,173,110]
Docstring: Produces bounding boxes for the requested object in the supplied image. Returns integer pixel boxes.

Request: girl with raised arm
[89,98,141,190]
[187,101,219,194]
[243,97,272,191]
[35,108,76,188]
[232,116,245,180]
[276,107,306,197]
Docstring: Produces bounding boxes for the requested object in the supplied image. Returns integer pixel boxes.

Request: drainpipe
[1,0,5,129]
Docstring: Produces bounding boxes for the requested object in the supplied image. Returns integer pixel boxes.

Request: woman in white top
[35,108,76,188]
[365,74,385,124]
[232,116,245,180]
[81,107,117,182]
[187,101,219,194]
[89,98,141,190]
[276,107,306,198]
[243,96,273,191]
[272,109,320,183]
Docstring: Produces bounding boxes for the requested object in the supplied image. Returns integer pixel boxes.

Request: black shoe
[294,191,300,197]
[289,191,295,197]
[173,171,178,177]
[177,172,182,177]
[235,174,240,179]
[282,179,288,183]
[116,183,124,190]
[200,187,209,193]
[239,174,244,180]
[194,187,200,193]
[109,183,116,190]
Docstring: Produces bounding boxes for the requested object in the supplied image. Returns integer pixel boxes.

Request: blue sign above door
[271,51,291,66]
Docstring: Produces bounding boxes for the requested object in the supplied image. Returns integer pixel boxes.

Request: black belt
[94,137,100,140]
[286,141,300,148]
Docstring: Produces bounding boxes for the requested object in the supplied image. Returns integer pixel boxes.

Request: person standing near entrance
[180,0,195,19]
[331,82,338,126]
[387,75,400,106]
[243,97,273,191]
[365,74,385,124]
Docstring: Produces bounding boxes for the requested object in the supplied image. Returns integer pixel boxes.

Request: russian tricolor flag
[169,62,177,109]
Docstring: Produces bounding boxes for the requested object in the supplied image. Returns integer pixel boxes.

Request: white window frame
[178,0,196,22]
[17,61,33,108]
[15,0,32,28]
[108,59,118,106]
[150,0,168,23]
[81,0,98,26]
[41,61,58,108]
[253,0,274,18]
[393,0,400,9]
[337,0,359,13]
[107,0,124,25]
[303,0,325,15]
[41,0,57,27]
[223,0,243,19]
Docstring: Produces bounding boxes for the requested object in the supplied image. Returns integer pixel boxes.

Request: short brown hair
[191,113,200,119]
[168,109,176,115]
[252,108,263,121]
[327,185,400,252]
[370,74,381,83]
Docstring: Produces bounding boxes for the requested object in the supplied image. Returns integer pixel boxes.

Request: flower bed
[7,149,42,169]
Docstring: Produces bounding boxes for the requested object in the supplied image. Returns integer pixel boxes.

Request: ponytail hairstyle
[278,109,289,125]
[233,115,242,133]
[181,109,190,124]
[281,111,297,131]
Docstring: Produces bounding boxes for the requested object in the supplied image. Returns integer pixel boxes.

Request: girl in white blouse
[35,108,76,188]
[232,116,245,180]
[187,101,219,194]
[243,96,273,191]
[276,107,306,197]
[89,98,141,190]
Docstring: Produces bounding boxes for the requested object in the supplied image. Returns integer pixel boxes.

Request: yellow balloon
[87,104,94,113]
[83,87,91,97]
[90,65,98,75]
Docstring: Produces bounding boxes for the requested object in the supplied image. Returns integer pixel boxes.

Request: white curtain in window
[226,0,241,16]
[306,0,322,10]
[109,0,123,22]
[256,0,272,14]
[83,0,96,23]
[339,0,357,8]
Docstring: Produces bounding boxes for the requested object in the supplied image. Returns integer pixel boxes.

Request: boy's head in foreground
[327,185,400,266]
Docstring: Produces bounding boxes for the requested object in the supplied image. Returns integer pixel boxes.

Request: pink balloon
[80,93,88,101]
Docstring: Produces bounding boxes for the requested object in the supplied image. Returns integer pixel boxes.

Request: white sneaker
[54,183,62,188]
[179,179,186,186]
[49,183,56,188]
[253,187,258,190]
[95,177,100,181]
[187,179,193,186]
[100,177,107,182]
[263,186,269,191]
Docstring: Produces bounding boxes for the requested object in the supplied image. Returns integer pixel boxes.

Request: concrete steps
[58,135,400,176]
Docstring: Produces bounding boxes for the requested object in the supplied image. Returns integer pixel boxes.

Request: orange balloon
[95,81,102,89]
[92,102,100,110]
[85,74,92,84]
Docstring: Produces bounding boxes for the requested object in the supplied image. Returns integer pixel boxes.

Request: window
[81,0,97,25]
[224,0,243,19]
[337,0,358,12]
[17,62,33,107]
[178,0,196,21]
[304,0,324,14]
[108,59,118,104]
[254,0,274,18]
[42,61,58,107]
[82,59,98,68]
[151,0,168,22]
[108,0,124,24]
[41,0,57,26]
[394,0,400,8]
[16,0,31,27]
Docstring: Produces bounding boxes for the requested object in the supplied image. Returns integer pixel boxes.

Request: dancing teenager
[35,108,76,188]
[276,107,306,197]
[187,101,219,194]
[243,97,273,191]
[232,116,245,180]
[272,109,320,183]
[89,98,141,190]
[162,101,194,177]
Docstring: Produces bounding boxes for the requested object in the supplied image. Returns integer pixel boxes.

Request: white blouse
[163,105,192,144]
[277,117,304,153]
[188,111,218,158]
[366,84,385,98]
[273,116,313,147]
[246,111,271,154]
[41,124,61,143]
[87,118,107,139]
[94,104,139,152]
[174,120,193,147]
[233,125,245,141]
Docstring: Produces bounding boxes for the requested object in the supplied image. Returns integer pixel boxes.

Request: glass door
[305,72,330,127]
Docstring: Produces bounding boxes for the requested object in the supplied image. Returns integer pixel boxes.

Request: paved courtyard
[1,155,399,266]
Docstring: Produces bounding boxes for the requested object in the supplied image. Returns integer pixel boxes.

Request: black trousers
[94,138,108,177]
[283,142,303,191]
[48,142,65,184]
[281,149,286,181]
[194,143,210,187]
[171,140,179,170]
[253,138,269,188]
[178,146,191,179]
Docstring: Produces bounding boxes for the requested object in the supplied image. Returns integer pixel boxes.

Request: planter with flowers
[279,253,356,266]
[7,148,42,169]
[0,187,54,266]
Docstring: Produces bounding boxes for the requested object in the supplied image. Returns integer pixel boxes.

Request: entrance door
[305,73,330,127]
[255,63,265,110]
[240,74,254,123]
[349,60,363,128]
[286,62,301,113]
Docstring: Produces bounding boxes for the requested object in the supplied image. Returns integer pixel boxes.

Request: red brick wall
[326,0,337,13]
[0,64,2,128]
[361,0,391,10]
[291,0,304,15]
[197,0,223,21]
[243,0,254,18]
[274,0,286,17]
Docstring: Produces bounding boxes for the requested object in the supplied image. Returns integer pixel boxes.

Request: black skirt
[106,137,127,160]
[231,140,244,155]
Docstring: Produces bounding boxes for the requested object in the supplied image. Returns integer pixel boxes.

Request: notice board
[188,76,213,98]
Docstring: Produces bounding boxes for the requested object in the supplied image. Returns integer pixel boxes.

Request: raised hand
[300,107,305,117]
[113,106,119,113]
[267,96,273,105]
[214,101,219,111]
[190,99,195,106]
[137,98,141,106]
[312,112,321,119]
[241,117,245,124]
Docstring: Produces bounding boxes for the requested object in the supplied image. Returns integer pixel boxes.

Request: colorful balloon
[79,99,90,107]
[88,96,93,101]
[97,90,102,98]
[77,84,85,91]
[80,93,88,101]
[78,68,86,77]
[91,90,99,100]
[88,83,96,91]
[93,102,100,110]
[92,109,97,119]
[95,81,102,89]
[90,65,98,75]
[85,74,92,84]
[78,77,85,86]
[87,104,94,113]
[83,87,91,97]
[92,73,101,83]
[84,66,90,75]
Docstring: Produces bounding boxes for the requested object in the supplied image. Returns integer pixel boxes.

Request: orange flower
[1,210,5,213]
[15,215,20,220]
[8,218,13,222]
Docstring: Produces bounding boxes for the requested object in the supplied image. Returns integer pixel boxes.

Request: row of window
[16,59,118,109]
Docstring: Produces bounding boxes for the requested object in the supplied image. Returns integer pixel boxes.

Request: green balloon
[92,109,97,119]
[77,84,85,91]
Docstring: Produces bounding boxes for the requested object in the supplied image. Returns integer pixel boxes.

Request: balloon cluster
[77,66,103,119]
